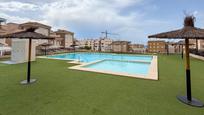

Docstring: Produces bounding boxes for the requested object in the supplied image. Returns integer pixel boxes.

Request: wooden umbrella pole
[45,46,47,56]
[181,45,184,59]
[196,39,198,54]
[27,38,32,83]
[167,44,169,55]
[184,38,192,101]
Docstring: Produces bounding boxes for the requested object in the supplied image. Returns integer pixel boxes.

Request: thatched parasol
[148,16,204,107]
[39,43,53,55]
[169,41,194,59]
[0,27,54,85]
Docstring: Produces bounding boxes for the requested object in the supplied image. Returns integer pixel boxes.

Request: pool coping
[69,56,158,80]
[38,52,154,61]
[38,53,154,65]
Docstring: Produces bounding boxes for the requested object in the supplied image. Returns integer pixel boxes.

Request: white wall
[198,40,204,51]
[35,27,49,45]
[65,34,74,47]
[0,39,6,45]
[168,45,175,54]
[11,39,36,63]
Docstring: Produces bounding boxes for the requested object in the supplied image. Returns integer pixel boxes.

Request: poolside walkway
[190,53,204,61]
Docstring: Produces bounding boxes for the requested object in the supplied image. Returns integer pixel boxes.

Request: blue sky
[0,0,204,44]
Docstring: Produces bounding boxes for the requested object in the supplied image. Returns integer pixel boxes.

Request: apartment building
[167,42,183,54]
[111,41,130,53]
[19,22,52,46]
[78,39,94,50]
[78,38,113,52]
[0,23,22,46]
[148,40,166,53]
[129,44,145,53]
[54,29,74,48]
[189,39,204,51]
[49,32,64,47]
[100,38,113,52]
[93,38,113,52]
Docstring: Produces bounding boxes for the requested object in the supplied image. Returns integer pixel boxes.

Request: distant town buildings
[147,40,194,54]
[77,39,146,53]
[3,18,197,55]
[97,38,113,52]
[53,29,74,48]
[129,44,145,53]
[197,40,204,50]
[148,40,166,53]
[189,39,204,51]
[77,38,113,52]
[111,41,130,53]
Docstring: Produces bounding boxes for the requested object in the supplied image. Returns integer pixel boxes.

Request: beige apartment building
[0,22,52,46]
[78,38,113,52]
[129,44,145,53]
[167,42,183,54]
[94,38,113,52]
[189,39,204,51]
[54,29,74,48]
[0,23,22,46]
[148,40,166,53]
[111,41,130,53]
[197,40,204,50]
[78,39,94,49]
[19,22,52,46]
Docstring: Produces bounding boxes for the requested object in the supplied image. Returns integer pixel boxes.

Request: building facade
[189,39,204,51]
[148,40,166,53]
[78,38,113,52]
[19,22,52,46]
[129,44,145,53]
[111,41,130,53]
[0,23,21,46]
[54,29,74,48]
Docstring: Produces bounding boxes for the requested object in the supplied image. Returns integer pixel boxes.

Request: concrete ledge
[190,53,204,61]
[69,56,158,80]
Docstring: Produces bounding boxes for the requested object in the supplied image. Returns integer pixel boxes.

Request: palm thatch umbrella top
[0,27,54,85]
[148,16,204,107]
[149,16,204,39]
[0,28,53,39]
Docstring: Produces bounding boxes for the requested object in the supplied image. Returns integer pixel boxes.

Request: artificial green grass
[0,55,204,115]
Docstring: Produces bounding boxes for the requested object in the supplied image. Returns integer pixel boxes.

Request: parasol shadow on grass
[0,27,54,85]
[148,16,204,107]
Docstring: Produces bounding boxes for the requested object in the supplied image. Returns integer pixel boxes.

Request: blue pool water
[47,53,152,63]
[83,60,150,75]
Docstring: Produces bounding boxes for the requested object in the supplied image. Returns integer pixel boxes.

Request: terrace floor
[0,55,204,115]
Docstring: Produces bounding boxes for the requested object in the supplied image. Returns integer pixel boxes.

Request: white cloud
[0,0,170,43]
[39,0,148,41]
[0,1,38,11]
[0,12,33,23]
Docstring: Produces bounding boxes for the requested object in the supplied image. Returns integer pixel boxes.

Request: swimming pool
[83,60,150,75]
[47,52,153,63]
[46,52,158,80]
